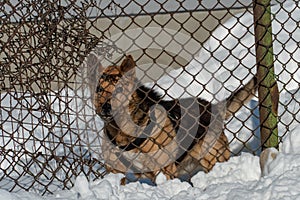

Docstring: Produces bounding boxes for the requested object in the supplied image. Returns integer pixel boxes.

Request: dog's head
[94,55,136,121]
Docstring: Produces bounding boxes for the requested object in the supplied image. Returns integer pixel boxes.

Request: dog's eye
[96,85,104,93]
[115,87,123,93]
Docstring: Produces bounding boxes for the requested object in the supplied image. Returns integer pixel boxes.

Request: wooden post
[253,0,279,150]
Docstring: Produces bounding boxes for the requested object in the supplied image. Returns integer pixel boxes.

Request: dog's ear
[120,55,136,74]
[97,63,105,74]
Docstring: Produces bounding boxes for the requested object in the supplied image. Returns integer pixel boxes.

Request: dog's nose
[101,102,112,117]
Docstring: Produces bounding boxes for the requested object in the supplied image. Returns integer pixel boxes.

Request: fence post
[253,0,279,150]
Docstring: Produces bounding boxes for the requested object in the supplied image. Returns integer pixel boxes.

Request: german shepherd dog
[94,55,257,184]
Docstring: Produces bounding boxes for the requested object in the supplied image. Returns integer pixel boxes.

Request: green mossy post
[253,0,279,150]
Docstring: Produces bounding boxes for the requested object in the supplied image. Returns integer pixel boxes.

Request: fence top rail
[1,0,287,23]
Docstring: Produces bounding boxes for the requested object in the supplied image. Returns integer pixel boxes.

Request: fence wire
[0,0,299,195]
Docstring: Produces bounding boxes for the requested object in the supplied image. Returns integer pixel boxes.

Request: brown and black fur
[94,55,258,184]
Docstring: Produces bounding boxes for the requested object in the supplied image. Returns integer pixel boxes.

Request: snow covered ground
[1,1,300,199]
[2,117,300,200]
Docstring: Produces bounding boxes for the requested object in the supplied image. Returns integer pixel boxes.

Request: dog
[94,55,257,184]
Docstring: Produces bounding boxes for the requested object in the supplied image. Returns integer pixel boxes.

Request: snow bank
[3,133,300,200]
[41,123,299,200]
[28,127,294,200]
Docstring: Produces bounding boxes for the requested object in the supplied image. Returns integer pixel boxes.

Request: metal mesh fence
[0,0,299,195]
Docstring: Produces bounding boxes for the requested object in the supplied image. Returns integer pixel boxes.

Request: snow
[1,1,300,200]
[3,128,300,200]
[149,1,299,101]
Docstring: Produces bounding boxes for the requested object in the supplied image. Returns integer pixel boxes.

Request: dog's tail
[221,75,258,120]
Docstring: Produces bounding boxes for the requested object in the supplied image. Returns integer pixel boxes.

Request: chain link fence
[0,0,299,195]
